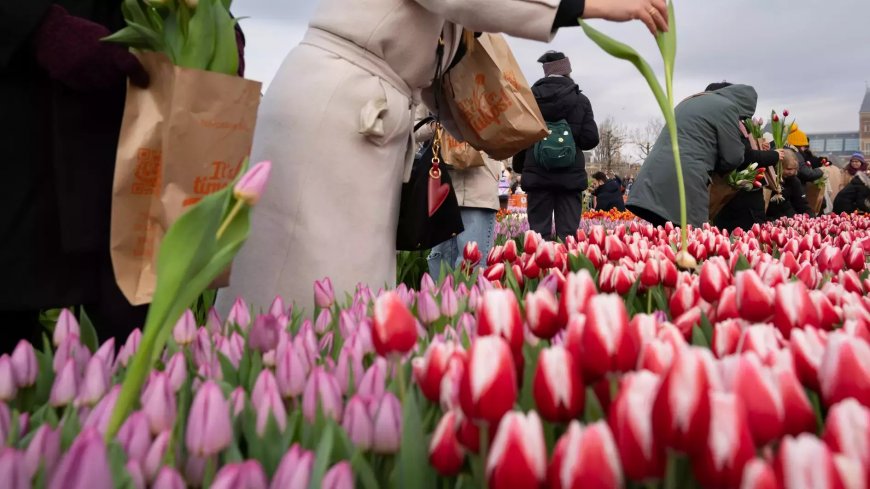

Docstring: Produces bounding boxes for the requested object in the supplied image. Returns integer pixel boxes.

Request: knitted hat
[787,124,809,147]
[538,51,572,77]
[852,152,867,164]
[848,152,868,175]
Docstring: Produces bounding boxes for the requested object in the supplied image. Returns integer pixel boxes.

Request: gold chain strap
[430,125,443,179]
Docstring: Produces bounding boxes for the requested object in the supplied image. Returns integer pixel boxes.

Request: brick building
[861,86,870,154]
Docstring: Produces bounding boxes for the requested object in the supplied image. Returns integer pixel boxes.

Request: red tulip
[712,319,743,358]
[736,270,774,323]
[533,346,584,423]
[772,350,817,436]
[845,244,865,272]
[783,109,789,117]
[526,288,561,340]
[536,241,557,269]
[463,241,482,267]
[608,371,664,480]
[413,341,464,404]
[673,307,702,339]
[740,459,778,489]
[660,259,679,288]
[484,263,506,282]
[795,262,822,289]
[790,327,827,391]
[605,235,626,261]
[558,270,596,327]
[371,291,418,357]
[598,264,615,293]
[823,398,870,473]
[429,411,465,476]
[580,294,629,382]
[819,332,870,408]
[547,421,623,489]
[610,266,635,295]
[503,240,519,264]
[669,283,698,319]
[458,336,517,424]
[720,353,784,446]
[523,231,541,255]
[817,246,846,274]
[738,324,784,366]
[774,434,845,489]
[716,285,740,321]
[699,257,730,303]
[615,313,659,372]
[589,225,606,247]
[652,346,713,452]
[833,454,866,489]
[487,411,546,489]
[811,291,842,331]
[693,392,756,489]
[477,289,524,354]
[487,245,505,267]
[586,244,605,270]
[639,259,660,288]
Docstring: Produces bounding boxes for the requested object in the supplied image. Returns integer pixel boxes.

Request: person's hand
[32,5,150,92]
[761,140,771,151]
[775,149,786,162]
[582,0,669,36]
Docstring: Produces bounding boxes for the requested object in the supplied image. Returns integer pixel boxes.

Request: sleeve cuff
[553,0,585,29]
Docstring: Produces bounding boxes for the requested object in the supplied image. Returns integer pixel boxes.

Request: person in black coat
[592,172,626,211]
[512,51,599,240]
[833,173,870,214]
[0,0,243,353]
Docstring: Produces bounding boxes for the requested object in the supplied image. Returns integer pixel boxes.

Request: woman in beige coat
[218,0,669,315]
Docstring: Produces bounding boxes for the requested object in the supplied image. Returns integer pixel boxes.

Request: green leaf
[108,441,132,489]
[78,308,99,353]
[350,451,379,489]
[178,0,216,69]
[583,386,604,423]
[397,390,436,489]
[246,353,263,392]
[572,253,598,282]
[700,312,714,346]
[60,409,81,451]
[34,348,54,407]
[307,423,335,489]
[518,343,540,412]
[217,353,239,386]
[651,286,669,316]
[691,326,709,348]
[735,254,751,272]
[208,0,239,75]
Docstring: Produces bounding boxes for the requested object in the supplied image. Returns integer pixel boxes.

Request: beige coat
[450,155,502,211]
[217,0,558,316]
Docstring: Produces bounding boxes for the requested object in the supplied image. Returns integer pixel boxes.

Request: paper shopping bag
[111,52,262,305]
[441,131,485,169]
[708,174,738,221]
[443,33,547,159]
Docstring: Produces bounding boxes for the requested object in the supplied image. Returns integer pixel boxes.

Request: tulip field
[4,211,870,489]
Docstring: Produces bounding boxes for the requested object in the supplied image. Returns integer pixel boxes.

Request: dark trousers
[627,205,669,228]
[527,189,583,240]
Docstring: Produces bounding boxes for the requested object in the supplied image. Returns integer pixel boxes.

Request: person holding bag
[217,0,670,315]
[512,51,599,240]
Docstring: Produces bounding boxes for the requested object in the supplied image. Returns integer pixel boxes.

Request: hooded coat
[513,76,599,191]
[627,84,757,227]
[593,179,625,211]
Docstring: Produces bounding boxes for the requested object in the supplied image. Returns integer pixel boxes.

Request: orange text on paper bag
[181,158,245,207]
[131,148,162,196]
[456,74,514,134]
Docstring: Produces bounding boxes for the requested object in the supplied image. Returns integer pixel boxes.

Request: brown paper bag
[441,131,485,169]
[443,33,548,160]
[805,182,825,215]
[111,52,262,305]
[708,174,738,221]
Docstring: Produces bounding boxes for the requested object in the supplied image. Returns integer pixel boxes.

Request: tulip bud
[371,291,418,357]
[53,309,80,347]
[819,332,870,407]
[0,448,29,489]
[548,420,623,489]
[24,424,60,479]
[50,359,77,407]
[172,310,197,346]
[302,367,343,423]
[322,461,353,489]
[341,396,374,451]
[358,357,387,399]
[774,434,843,489]
[369,393,402,454]
[211,460,268,489]
[233,160,271,206]
[476,289,524,354]
[226,298,252,332]
[581,294,629,382]
[558,270,596,326]
[117,411,152,466]
[487,411,547,489]
[143,431,171,482]
[523,231,540,255]
[823,398,870,473]
[736,270,774,323]
[699,257,730,303]
[719,353,785,446]
[463,241,482,266]
[10,341,37,388]
[253,370,287,435]
[609,370,663,480]
[153,467,186,489]
[458,336,517,424]
[413,341,462,403]
[417,292,441,325]
[525,288,560,340]
[0,356,17,403]
[48,428,113,489]
[314,277,335,309]
[693,392,756,488]
[185,381,232,457]
[249,314,283,353]
[533,345,584,423]
[440,287,459,318]
[429,411,465,476]
[652,346,713,452]
[270,445,314,489]
[483,262,506,282]
[83,385,120,436]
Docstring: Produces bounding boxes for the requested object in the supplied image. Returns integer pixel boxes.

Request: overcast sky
[234,0,870,136]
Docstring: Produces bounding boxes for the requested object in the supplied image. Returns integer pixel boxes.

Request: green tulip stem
[216,200,244,240]
[395,356,407,404]
[668,121,689,252]
[480,423,490,487]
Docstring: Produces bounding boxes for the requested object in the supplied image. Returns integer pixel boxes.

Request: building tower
[861,84,870,154]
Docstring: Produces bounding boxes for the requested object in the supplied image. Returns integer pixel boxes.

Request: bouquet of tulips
[104,0,240,74]
[725,162,765,191]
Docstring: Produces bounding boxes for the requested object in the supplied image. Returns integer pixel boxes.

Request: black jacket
[767,176,813,220]
[593,179,626,211]
[513,76,598,191]
[833,174,870,214]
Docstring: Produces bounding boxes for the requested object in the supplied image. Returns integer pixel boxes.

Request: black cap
[538,51,566,64]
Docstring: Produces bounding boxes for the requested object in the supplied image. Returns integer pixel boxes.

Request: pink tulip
[49,359,77,407]
[211,460,268,489]
[533,345,584,423]
[370,392,402,454]
[118,329,142,368]
[77,355,109,407]
[322,461,353,489]
[172,310,197,346]
[10,341,37,388]
[608,370,663,480]
[547,420,623,489]
[819,332,870,407]
[0,356,16,402]
[476,289,524,355]
[83,385,120,435]
[271,445,314,489]
[333,345,364,395]
[314,277,336,309]
[488,411,547,489]
[185,381,232,457]
[0,447,29,489]
[233,160,271,206]
[249,314,282,353]
[152,467,186,489]
[253,370,287,435]
[53,309,80,347]
[48,428,113,489]
[417,292,441,325]
[227,298,251,331]
[358,357,387,399]
[24,424,60,479]
[302,367,343,423]
[341,395,374,450]
[143,431,171,482]
[117,411,152,465]
[276,340,306,399]
[165,352,187,393]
